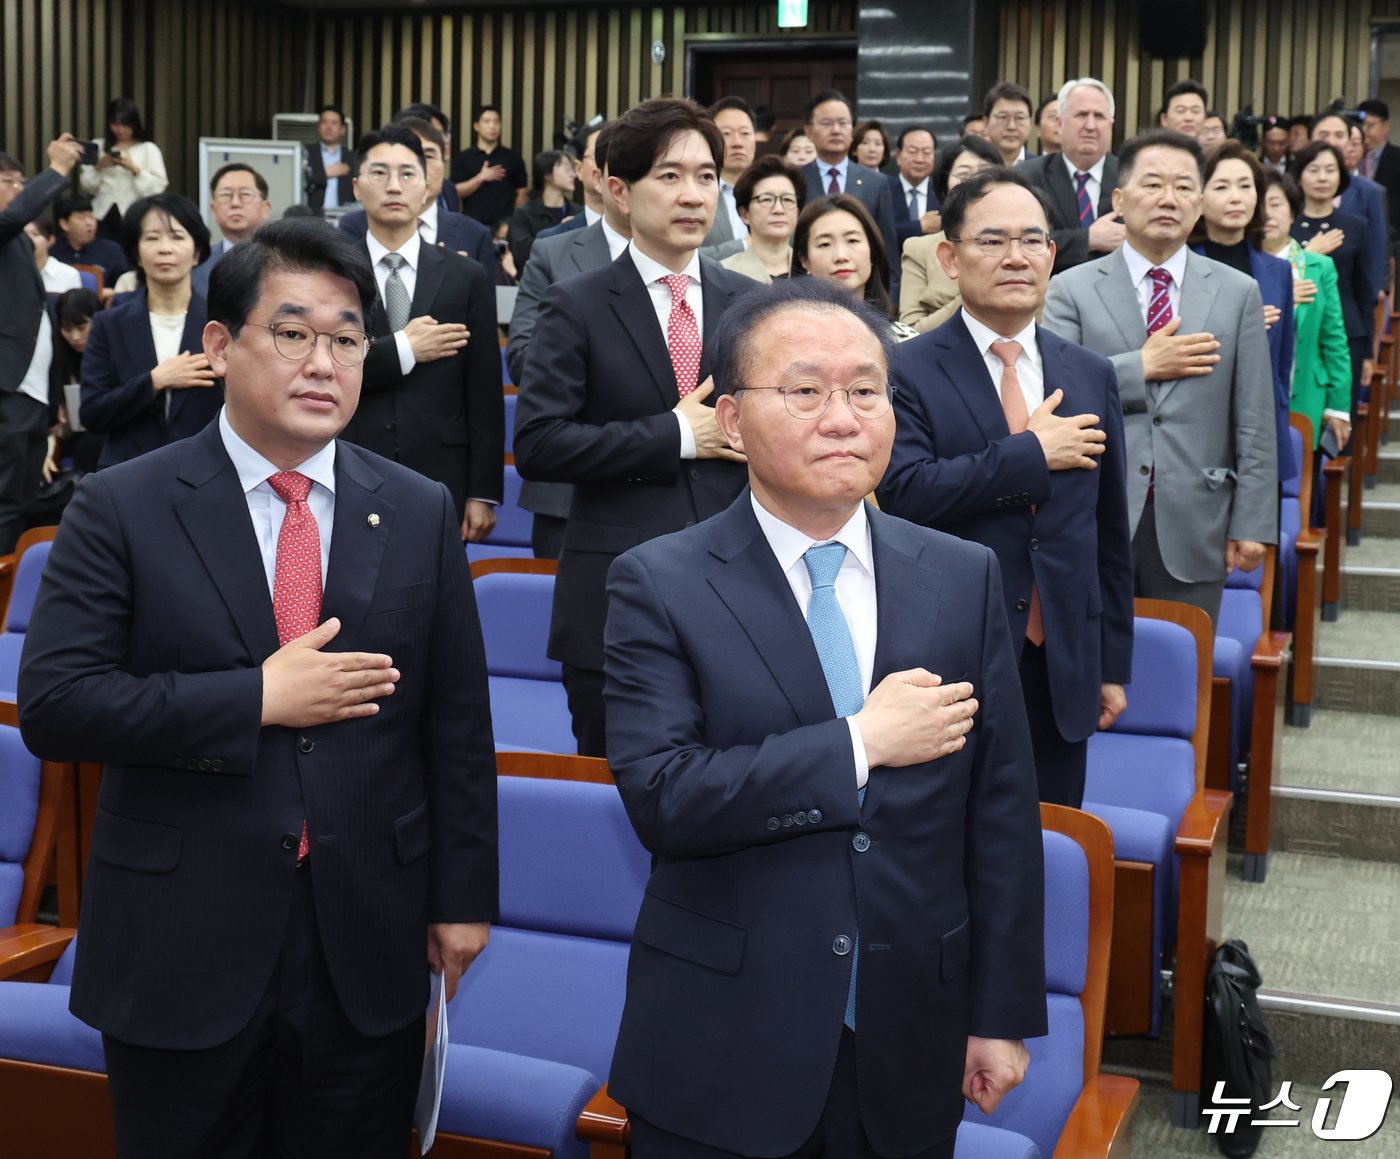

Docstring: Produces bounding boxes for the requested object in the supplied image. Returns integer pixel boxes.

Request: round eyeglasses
[737,381,893,420]
[256,321,374,368]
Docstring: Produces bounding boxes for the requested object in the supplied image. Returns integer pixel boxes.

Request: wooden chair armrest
[0,925,76,981]
[1295,527,1323,557]
[1052,1073,1141,1159]
[577,1083,630,1149]
[1175,789,1232,856]
[1250,629,1289,670]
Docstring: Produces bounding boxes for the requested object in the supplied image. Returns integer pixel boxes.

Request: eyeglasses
[738,380,893,420]
[213,188,262,204]
[750,193,799,210]
[359,165,424,186]
[254,321,374,368]
[0,175,25,190]
[989,112,1031,127]
[947,232,1051,258]
[813,118,853,131]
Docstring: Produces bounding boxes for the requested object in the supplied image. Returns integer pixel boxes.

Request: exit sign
[778,0,809,28]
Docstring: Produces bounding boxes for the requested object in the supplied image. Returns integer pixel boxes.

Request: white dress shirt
[16,313,53,408]
[150,312,187,420]
[601,218,630,260]
[899,175,932,220]
[417,200,440,247]
[583,205,602,227]
[219,408,336,596]
[321,144,344,210]
[366,228,422,375]
[959,311,1044,414]
[1060,153,1107,218]
[719,182,748,240]
[628,241,706,460]
[41,258,83,295]
[1122,241,1188,328]
[751,494,876,788]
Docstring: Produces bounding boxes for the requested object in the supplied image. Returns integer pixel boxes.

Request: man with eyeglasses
[801,89,900,297]
[879,167,1133,809]
[19,217,498,1158]
[193,163,271,297]
[342,123,504,545]
[984,82,1034,168]
[0,133,83,553]
[601,274,1045,1158]
[887,125,942,252]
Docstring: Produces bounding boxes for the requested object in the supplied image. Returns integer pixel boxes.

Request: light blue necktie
[802,542,865,1030]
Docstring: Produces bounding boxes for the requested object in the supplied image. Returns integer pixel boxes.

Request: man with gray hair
[1017,77,1126,272]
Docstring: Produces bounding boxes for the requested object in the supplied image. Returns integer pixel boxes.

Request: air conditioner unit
[273,112,355,148]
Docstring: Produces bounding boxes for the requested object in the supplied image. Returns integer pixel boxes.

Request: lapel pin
[367,513,380,528]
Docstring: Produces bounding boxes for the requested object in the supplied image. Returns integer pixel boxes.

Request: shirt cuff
[674,409,697,459]
[846,717,870,790]
[467,498,500,507]
[1322,408,1350,423]
[393,331,417,376]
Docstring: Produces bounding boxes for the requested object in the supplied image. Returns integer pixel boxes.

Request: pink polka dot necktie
[268,470,321,863]
[660,274,701,398]
[990,340,1044,646]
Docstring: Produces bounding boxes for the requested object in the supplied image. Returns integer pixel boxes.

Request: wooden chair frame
[0,526,59,630]
[1287,415,1324,727]
[470,556,558,580]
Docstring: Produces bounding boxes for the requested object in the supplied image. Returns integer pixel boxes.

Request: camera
[493,238,509,258]
[1229,106,1266,150]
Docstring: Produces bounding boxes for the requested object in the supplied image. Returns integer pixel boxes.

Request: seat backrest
[503,392,516,455]
[1282,425,1303,499]
[0,723,42,927]
[446,775,650,1082]
[473,570,560,680]
[1106,616,1195,740]
[4,539,53,633]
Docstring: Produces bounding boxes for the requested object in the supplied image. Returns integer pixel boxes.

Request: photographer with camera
[0,131,84,553]
[76,98,168,241]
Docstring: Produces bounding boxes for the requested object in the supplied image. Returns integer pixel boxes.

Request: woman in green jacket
[1262,170,1352,455]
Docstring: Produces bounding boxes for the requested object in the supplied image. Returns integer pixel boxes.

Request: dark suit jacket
[1016,152,1120,274]
[879,314,1134,742]
[513,254,754,671]
[507,196,579,272]
[80,289,222,468]
[603,495,1046,1155]
[1339,174,1389,307]
[304,141,356,213]
[191,239,230,299]
[1369,142,1400,245]
[337,208,497,283]
[803,158,901,295]
[535,213,587,243]
[1,168,70,393]
[345,241,504,513]
[17,422,498,1049]
[885,170,941,252]
[1293,211,1375,342]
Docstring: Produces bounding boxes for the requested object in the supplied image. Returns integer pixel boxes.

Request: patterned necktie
[1074,171,1095,225]
[382,252,411,332]
[827,167,842,196]
[802,542,865,1029]
[660,274,701,398]
[1146,267,1173,334]
[268,471,322,863]
[988,342,1045,646]
[908,186,920,220]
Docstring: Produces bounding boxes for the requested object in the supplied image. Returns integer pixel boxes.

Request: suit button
[198,759,212,772]
[1016,598,1029,611]
[766,816,780,831]
[809,808,822,823]
[1139,465,1151,476]
[794,810,808,825]
[281,833,299,850]
[385,422,396,431]
[212,760,224,772]
[689,468,701,481]
[832,935,852,956]
[1029,538,1039,551]
[298,736,314,754]
[782,813,795,827]
[1152,416,1163,426]
[852,832,871,852]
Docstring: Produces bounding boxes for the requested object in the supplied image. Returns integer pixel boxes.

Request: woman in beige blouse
[78,98,169,239]
[899,135,1001,333]
[721,156,807,285]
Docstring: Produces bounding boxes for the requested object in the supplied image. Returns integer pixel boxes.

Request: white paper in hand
[414,968,450,1153]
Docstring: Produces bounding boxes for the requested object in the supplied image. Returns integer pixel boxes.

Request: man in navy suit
[193,163,271,297]
[1358,99,1400,249]
[19,219,497,1157]
[886,125,942,253]
[604,276,1045,1157]
[514,97,754,756]
[802,89,900,297]
[878,168,1133,809]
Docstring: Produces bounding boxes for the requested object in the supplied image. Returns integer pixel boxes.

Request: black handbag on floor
[1203,938,1277,1157]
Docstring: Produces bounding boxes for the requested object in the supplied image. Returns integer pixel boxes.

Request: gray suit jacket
[507,221,615,519]
[699,197,745,261]
[1043,247,1277,583]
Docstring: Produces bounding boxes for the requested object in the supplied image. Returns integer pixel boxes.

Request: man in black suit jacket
[879,169,1134,808]
[19,219,497,1157]
[802,89,901,296]
[514,98,754,756]
[886,125,942,253]
[342,124,504,542]
[1358,99,1400,249]
[0,134,83,553]
[604,277,1045,1157]
[1016,78,1126,274]
[305,103,356,213]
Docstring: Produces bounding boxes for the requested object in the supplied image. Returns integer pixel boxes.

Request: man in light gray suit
[508,123,630,557]
[1043,129,1277,625]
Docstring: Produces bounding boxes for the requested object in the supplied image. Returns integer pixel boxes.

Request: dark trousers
[1131,495,1225,628]
[102,868,424,1159]
[0,391,51,555]
[562,662,608,757]
[1017,641,1089,809]
[630,1029,955,1159]
[531,513,566,560]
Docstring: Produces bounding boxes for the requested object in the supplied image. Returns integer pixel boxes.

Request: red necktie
[990,340,1044,646]
[827,167,841,195]
[1074,171,1095,225]
[1146,267,1173,334]
[268,470,322,861]
[661,274,701,398]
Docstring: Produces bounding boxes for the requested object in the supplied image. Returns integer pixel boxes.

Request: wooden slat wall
[313,3,857,170]
[995,0,1374,148]
[1,0,303,199]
